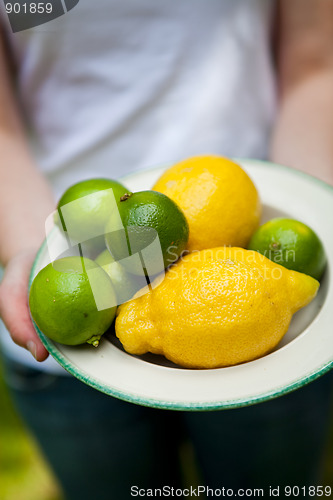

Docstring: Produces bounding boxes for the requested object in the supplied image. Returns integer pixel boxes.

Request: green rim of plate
[29,159,333,411]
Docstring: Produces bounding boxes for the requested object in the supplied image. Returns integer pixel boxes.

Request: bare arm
[271,0,333,185]
[0,31,55,360]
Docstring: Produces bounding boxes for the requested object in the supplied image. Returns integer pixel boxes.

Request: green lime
[248,218,327,280]
[29,256,117,346]
[55,178,130,252]
[105,191,189,276]
[95,249,144,304]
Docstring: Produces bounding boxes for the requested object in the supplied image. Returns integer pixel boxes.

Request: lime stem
[120,193,132,202]
[87,335,101,347]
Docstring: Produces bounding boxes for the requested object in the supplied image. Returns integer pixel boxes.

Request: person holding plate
[0,1,333,498]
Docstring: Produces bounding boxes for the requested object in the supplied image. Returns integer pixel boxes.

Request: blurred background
[0,353,62,500]
[1,350,333,500]
[0,350,202,500]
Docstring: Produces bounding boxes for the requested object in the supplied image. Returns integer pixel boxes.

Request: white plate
[29,159,333,410]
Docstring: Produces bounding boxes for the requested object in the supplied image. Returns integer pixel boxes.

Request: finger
[1,291,49,361]
[0,253,49,361]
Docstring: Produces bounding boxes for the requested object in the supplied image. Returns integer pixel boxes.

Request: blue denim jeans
[2,355,333,500]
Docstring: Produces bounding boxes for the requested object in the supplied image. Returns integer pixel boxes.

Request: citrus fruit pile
[30,177,189,347]
[29,156,327,368]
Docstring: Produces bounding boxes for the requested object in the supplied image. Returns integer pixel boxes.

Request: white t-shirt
[0,0,276,372]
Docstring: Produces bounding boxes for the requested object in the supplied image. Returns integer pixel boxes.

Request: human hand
[0,250,49,361]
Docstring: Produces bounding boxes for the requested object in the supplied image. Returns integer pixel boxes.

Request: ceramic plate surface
[29,159,333,410]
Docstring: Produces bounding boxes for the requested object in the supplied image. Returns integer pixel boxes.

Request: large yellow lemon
[153,156,261,251]
[115,248,319,368]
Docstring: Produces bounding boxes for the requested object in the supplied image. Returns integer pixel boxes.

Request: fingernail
[27,340,37,360]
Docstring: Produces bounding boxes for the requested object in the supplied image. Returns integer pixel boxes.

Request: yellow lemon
[115,248,319,368]
[153,156,261,251]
